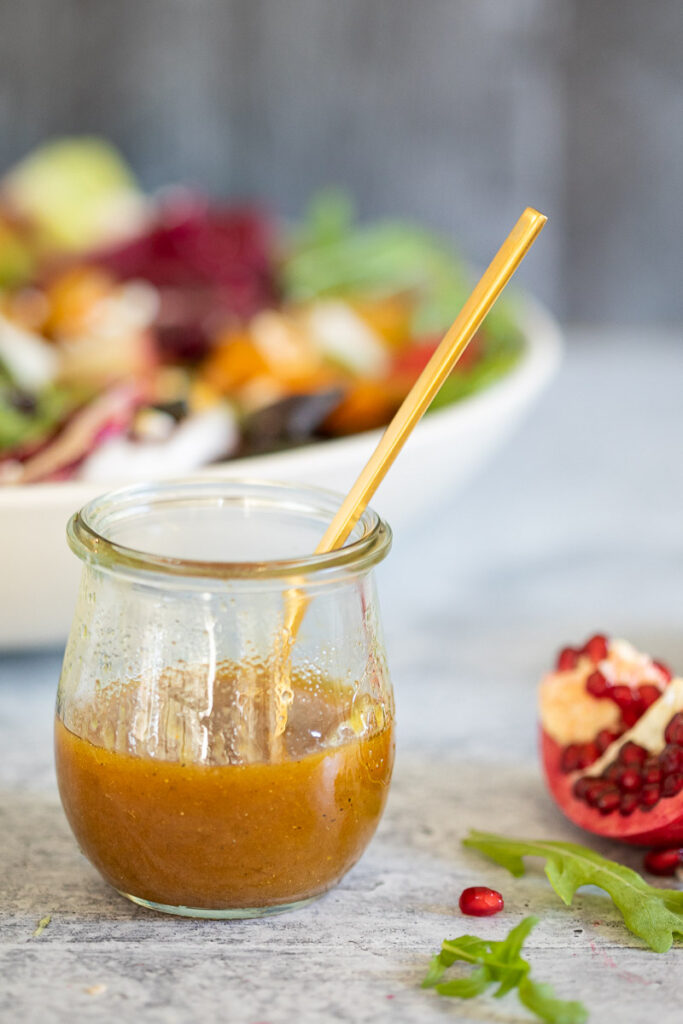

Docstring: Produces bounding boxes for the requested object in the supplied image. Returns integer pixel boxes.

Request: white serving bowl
[0,297,561,649]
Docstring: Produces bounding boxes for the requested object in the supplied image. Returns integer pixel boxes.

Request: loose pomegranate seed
[596,787,621,815]
[596,729,619,753]
[640,784,661,810]
[653,660,672,683]
[641,758,663,785]
[644,848,682,876]
[638,684,661,711]
[659,744,683,776]
[586,671,610,698]
[584,634,609,663]
[662,773,683,798]
[459,887,504,917]
[615,766,642,793]
[664,713,683,746]
[620,792,639,816]
[557,647,579,671]
[619,742,649,766]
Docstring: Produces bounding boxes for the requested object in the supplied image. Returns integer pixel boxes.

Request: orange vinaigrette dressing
[55,663,394,910]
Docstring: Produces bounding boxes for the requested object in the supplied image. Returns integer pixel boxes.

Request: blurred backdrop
[0,0,681,323]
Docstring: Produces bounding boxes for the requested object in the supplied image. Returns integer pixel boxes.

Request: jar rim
[67,478,392,582]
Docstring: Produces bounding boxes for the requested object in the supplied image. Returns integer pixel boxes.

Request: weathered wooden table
[2,328,681,1022]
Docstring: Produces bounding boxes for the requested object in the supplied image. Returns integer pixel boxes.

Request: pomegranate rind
[541,729,683,847]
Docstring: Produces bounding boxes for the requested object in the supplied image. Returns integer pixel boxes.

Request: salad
[0,138,524,485]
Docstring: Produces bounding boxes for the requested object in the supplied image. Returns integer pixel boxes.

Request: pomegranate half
[540,634,683,846]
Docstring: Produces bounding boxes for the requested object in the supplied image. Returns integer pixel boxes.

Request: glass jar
[55,479,395,918]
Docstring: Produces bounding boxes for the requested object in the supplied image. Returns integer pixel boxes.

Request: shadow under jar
[55,479,395,918]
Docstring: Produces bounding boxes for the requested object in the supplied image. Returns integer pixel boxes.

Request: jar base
[119,890,322,919]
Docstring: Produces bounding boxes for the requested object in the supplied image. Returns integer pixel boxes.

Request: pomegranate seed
[638,684,661,711]
[619,793,639,816]
[584,634,609,663]
[642,758,663,785]
[644,848,682,876]
[621,707,642,728]
[577,743,600,769]
[662,773,683,798]
[561,744,584,773]
[459,887,504,917]
[586,671,610,698]
[639,784,661,810]
[572,776,593,799]
[659,744,683,776]
[596,787,621,815]
[602,762,622,782]
[557,647,579,671]
[653,660,672,683]
[610,685,635,712]
[619,742,649,766]
[664,713,683,745]
[615,767,642,793]
[596,729,619,753]
[584,779,614,807]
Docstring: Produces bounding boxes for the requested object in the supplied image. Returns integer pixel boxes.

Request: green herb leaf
[519,977,589,1024]
[423,915,587,1024]
[464,830,683,954]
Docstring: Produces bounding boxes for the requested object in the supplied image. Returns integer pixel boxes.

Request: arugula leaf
[519,978,589,1024]
[423,915,587,1024]
[464,830,683,954]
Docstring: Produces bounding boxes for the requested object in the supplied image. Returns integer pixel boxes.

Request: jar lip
[67,478,392,582]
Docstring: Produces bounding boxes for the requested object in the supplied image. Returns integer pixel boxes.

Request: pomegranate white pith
[540,634,683,846]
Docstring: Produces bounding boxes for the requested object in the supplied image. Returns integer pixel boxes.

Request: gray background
[0,0,681,322]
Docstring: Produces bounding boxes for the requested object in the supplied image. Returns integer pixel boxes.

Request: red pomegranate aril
[662,773,683,798]
[615,767,642,793]
[619,742,649,767]
[584,634,609,663]
[557,647,579,671]
[643,847,682,876]
[664,713,683,746]
[596,729,619,754]
[459,886,504,917]
[619,792,639,816]
[561,742,600,773]
[640,784,661,810]
[584,779,614,807]
[572,776,594,799]
[638,684,662,711]
[653,660,673,683]
[642,759,663,785]
[610,685,635,712]
[596,787,621,815]
[621,707,642,728]
[602,762,622,782]
[659,744,683,776]
[586,671,610,698]
[561,744,584,773]
[577,743,600,769]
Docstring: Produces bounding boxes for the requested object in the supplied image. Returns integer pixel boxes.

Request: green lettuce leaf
[423,915,587,1024]
[464,830,683,954]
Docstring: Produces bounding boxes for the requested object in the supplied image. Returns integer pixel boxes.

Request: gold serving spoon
[268,207,547,747]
